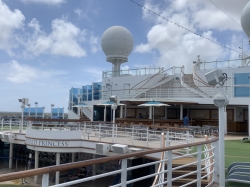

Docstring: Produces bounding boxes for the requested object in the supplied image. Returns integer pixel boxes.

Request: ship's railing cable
[129,0,243,56]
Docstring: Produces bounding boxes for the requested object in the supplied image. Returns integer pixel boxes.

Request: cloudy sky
[0,0,249,112]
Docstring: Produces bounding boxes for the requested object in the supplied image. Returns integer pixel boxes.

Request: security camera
[109,95,118,104]
[205,69,227,86]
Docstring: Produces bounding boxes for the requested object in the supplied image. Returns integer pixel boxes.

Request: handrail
[0,136,218,182]
[130,66,177,90]
[192,63,213,87]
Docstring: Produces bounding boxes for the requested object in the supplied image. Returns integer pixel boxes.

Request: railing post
[112,123,115,143]
[166,131,169,146]
[121,158,128,187]
[42,173,49,187]
[116,124,118,143]
[167,150,172,187]
[197,145,202,187]
[146,127,149,147]
[10,119,12,132]
[99,123,101,141]
[1,119,3,132]
[132,126,134,145]
[186,130,190,154]
[84,122,86,139]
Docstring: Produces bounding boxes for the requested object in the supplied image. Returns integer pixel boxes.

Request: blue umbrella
[138,100,170,125]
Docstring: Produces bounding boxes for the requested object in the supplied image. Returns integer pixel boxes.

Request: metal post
[56,152,60,184]
[121,159,128,187]
[120,105,123,118]
[224,110,227,135]
[112,123,115,143]
[104,106,107,122]
[146,127,149,147]
[197,145,202,187]
[166,131,169,147]
[72,153,76,162]
[149,106,152,119]
[42,173,49,187]
[34,150,39,183]
[92,154,96,178]
[167,151,172,187]
[1,119,3,132]
[132,126,134,145]
[20,106,24,133]
[10,119,12,132]
[180,104,183,120]
[219,107,225,187]
[9,143,13,169]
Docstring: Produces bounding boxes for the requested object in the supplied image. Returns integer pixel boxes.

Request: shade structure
[97,101,125,122]
[72,103,93,108]
[138,100,170,125]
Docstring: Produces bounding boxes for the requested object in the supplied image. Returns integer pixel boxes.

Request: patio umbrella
[138,100,170,125]
[97,101,125,121]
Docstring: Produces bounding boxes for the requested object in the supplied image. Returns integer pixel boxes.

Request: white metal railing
[102,67,165,78]
[1,119,28,133]
[27,122,194,148]
[198,58,243,70]
[44,135,217,187]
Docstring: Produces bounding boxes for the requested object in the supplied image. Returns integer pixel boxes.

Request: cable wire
[130,0,243,55]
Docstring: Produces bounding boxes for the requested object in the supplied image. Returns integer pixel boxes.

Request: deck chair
[226,173,250,185]
[228,167,250,176]
[227,162,250,173]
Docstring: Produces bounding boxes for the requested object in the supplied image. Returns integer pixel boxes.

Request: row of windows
[234,73,250,97]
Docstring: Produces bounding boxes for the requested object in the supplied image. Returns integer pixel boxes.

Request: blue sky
[0,0,249,112]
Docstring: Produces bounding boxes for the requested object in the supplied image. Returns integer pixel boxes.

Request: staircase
[166,157,208,187]
[181,74,211,98]
[131,75,174,99]
[80,110,90,121]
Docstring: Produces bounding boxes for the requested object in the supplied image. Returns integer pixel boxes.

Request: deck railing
[0,135,219,187]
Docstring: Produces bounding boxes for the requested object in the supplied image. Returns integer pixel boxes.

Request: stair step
[171,178,208,187]
[171,170,207,179]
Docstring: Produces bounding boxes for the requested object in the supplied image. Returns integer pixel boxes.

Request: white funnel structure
[101,26,134,77]
[241,2,250,41]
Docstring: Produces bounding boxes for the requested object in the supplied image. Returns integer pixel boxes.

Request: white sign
[26,138,69,147]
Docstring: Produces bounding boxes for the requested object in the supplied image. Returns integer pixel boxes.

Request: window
[234,73,250,97]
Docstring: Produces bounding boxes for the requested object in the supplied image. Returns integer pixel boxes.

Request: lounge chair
[228,167,250,176]
[226,173,250,185]
[227,162,250,173]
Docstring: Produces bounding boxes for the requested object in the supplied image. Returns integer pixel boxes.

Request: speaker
[112,144,128,154]
[95,143,110,155]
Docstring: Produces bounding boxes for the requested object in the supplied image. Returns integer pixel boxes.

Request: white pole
[224,110,227,135]
[29,105,30,117]
[125,105,127,117]
[20,105,24,133]
[9,143,13,169]
[72,153,75,162]
[104,106,106,122]
[56,153,60,184]
[120,105,123,118]
[165,106,167,119]
[34,151,39,183]
[219,106,225,187]
[149,106,152,119]
[180,104,183,119]
[35,105,37,118]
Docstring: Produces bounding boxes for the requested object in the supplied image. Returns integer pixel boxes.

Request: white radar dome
[241,1,250,39]
[101,26,134,62]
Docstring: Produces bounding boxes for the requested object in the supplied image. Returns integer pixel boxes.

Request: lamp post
[205,69,228,187]
[35,102,38,118]
[51,104,54,119]
[42,107,45,118]
[18,98,29,133]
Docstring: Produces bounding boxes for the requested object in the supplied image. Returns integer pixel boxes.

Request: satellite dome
[241,2,250,39]
[101,26,134,62]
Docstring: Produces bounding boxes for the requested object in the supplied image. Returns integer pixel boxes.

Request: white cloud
[135,0,247,73]
[0,60,67,84]
[74,8,82,16]
[20,0,65,5]
[89,34,100,53]
[26,18,87,57]
[0,0,25,54]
